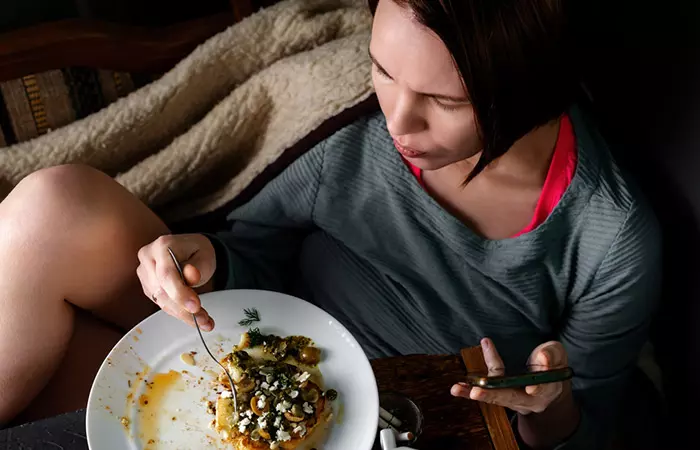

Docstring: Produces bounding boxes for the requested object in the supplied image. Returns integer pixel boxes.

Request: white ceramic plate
[86,289,378,450]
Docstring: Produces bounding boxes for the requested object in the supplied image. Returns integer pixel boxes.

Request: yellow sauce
[126,366,151,410]
[136,370,184,449]
[335,402,344,425]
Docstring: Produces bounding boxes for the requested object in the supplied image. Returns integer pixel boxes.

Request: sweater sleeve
[548,202,662,450]
[205,139,327,292]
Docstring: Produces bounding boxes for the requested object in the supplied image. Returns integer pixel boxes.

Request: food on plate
[210,331,336,449]
[180,351,196,366]
[241,328,322,366]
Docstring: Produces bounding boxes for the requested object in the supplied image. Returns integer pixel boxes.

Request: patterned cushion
[0,69,159,145]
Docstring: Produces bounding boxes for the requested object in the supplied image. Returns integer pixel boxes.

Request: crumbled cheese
[293,423,307,436]
[303,402,314,415]
[261,382,270,390]
[273,416,282,428]
[281,400,292,409]
[275,402,288,413]
[290,390,299,399]
[244,410,254,418]
[276,429,292,442]
[220,390,233,399]
[255,390,263,396]
[266,375,274,384]
[239,417,251,427]
[258,418,267,429]
[269,385,278,392]
[237,417,251,434]
[298,372,311,383]
[257,396,266,410]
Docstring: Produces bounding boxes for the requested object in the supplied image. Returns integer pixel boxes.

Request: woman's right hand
[137,233,217,331]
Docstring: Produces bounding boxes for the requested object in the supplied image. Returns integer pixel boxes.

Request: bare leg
[0,165,169,423]
[12,311,124,424]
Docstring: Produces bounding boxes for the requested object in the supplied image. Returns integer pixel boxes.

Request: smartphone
[466,367,573,389]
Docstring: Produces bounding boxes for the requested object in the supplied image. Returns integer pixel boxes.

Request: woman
[0,0,660,448]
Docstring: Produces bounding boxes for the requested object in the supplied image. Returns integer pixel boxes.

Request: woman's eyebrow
[368,49,469,103]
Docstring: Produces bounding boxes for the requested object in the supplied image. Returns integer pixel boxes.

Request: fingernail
[482,338,490,350]
[185,300,198,313]
[527,385,541,396]
[458,382,469,387]
[201,320,213,332]
[540,350,552,366]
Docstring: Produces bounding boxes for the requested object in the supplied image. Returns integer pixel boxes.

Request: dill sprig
[238,307,261,327]
[247,327,266,347]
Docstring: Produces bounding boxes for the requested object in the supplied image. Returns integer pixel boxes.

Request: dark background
[0,0,232,31]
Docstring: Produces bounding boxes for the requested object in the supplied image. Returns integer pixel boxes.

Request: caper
[299,346,321,365]
[325,389,338,401]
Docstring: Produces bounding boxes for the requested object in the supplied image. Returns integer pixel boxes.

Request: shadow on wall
[574,0,700,447]
[0,0,77,32]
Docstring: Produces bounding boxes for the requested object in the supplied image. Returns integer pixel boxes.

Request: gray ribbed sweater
[210,106,661,449]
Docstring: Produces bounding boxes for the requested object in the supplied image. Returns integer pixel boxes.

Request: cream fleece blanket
[0,0,374,221]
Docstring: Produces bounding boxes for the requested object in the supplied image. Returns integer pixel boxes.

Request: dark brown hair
[369,0,577,181]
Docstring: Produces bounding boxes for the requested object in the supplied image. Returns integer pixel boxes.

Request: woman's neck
[448,118,561,187]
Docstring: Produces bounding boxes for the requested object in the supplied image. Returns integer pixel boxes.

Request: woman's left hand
[451,338,570,415]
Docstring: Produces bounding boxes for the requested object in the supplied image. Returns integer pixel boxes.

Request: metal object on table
[166,247,238,415]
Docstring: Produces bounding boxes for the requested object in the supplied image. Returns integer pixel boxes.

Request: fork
[166,247,238,415]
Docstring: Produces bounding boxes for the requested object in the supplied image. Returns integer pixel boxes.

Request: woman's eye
[434,98,461,112]
[373,64,392,80]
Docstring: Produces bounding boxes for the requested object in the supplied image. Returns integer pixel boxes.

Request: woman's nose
[385,92,425,138]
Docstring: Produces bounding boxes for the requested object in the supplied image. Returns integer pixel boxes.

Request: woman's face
[369,0,480,171]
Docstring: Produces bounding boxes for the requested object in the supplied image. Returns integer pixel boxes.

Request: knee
[2,164,115,233]
[18,164,110,204]
[17,163,112,206]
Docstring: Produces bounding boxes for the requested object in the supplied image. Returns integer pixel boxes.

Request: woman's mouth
[393,140,426,158]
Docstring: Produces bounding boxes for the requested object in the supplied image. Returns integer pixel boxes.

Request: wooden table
[0,350,518,449]
[370,349,519,450]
